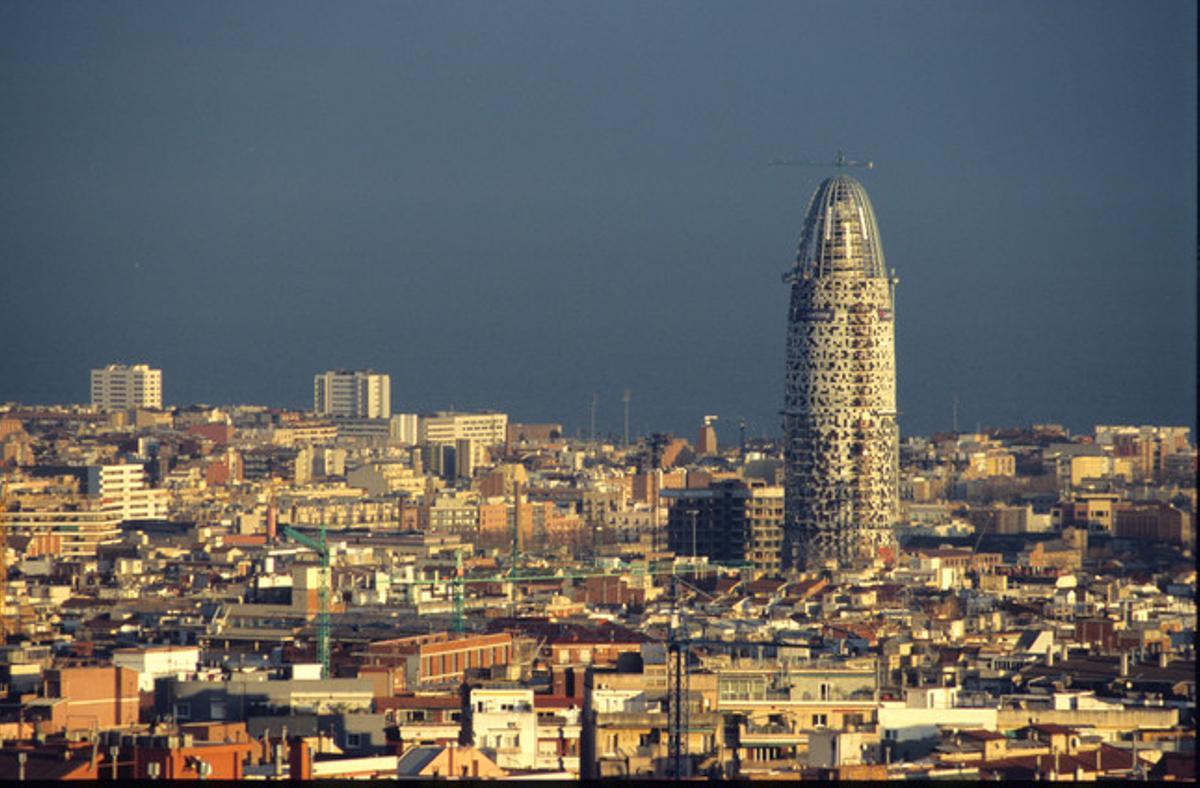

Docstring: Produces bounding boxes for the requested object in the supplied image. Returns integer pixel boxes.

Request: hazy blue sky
[2,1,1195,442]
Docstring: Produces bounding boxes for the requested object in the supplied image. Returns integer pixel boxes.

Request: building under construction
[782,175,899,570]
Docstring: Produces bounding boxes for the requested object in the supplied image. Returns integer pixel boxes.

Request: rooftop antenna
[622,389,632,448]
[589,393,598,443]
[768,149,875,169]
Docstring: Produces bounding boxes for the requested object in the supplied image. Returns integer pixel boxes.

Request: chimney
[1119,653,1129,677]
[1158,651,1169,669]
[288,737,312,780]
[1046,648,1055,667]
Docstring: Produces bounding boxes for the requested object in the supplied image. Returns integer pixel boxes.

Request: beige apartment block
[90,363,162,410]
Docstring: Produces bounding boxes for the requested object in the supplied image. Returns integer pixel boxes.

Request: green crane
[452,548,465,634]
[281,525,331,679]
[435,557,752,634]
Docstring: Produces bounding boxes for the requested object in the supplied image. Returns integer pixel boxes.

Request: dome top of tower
[793,175,886,279]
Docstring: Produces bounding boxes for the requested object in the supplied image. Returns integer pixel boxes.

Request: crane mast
[452,548,465,634]
[281,525,331,679]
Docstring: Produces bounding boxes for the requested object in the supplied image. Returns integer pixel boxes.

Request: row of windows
[423,646,509,677]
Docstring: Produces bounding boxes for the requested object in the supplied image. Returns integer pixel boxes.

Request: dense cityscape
[2,1,1196,779]
[0,173,1194,781]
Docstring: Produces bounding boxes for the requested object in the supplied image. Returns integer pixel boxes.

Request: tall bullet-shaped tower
[783,175,898,570]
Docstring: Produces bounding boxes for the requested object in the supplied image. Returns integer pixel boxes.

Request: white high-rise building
[783,175,899,570]
[313,370,391,419]
[90,363,163,410]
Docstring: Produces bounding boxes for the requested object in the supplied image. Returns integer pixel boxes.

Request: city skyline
[1,4,1195,781]
[2,2,1196,442]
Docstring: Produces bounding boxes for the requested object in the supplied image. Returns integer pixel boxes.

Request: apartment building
[313,370,391,419]
[90,363,162,410]
[663,480,784,572]
[420,412,507,468]
[2,499,122,557]
[361,632,514,691]
[86,463,168,521]
[112,645,202,692]
[470,687,538,770]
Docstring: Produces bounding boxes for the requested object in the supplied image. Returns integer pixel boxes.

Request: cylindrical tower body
[783,175,898,570]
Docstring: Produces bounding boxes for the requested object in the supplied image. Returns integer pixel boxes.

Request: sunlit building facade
[313,369,391,419]
[90,363,162,411]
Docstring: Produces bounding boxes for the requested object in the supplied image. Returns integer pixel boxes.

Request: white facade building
[90,363,163,410]
[470,687,538,770]
[112,645,202,692]
[390,413,420,445]
[877,689,999,761]
[87,463,168,521]
[420,412,508,446]
[420,412,507,468]
[314,370,391,419]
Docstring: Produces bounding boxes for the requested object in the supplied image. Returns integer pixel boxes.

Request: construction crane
[663,568,832,781]
[668,572,689,780]
[399,558,743,594]
[401,557,752,636]
[507,482,526,618]
[250,545,758,727]
[280,525,331,679]
[768,149,875,169]
[452,548,465,634]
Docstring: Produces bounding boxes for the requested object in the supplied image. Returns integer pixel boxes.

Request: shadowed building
[782,175,899,570]
[662,479,784,572]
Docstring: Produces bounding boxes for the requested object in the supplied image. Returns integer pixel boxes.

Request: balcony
[734,719,801,743]
[601,745,656,760]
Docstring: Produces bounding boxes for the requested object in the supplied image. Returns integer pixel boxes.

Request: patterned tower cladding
[782,175,898,570]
